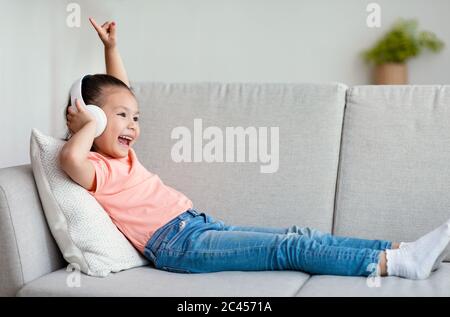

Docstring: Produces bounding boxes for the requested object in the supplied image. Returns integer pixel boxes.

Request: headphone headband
[70,74,90,108]
[67,74,108,138]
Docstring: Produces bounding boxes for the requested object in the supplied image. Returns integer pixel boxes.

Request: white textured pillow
[29,128,148,277]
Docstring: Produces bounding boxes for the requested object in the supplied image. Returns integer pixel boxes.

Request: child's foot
[400,242,449,272]
[386,219,450,279]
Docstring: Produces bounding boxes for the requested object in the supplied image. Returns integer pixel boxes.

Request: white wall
[1,0,450,168]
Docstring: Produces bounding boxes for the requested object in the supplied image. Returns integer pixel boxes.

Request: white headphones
[69,74,107,137]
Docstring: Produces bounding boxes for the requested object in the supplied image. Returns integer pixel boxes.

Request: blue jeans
[143,209,392,276]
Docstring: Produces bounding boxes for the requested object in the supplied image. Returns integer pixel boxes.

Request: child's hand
[89,17,117,49]
[66,99,96,135]
[89,16,130,87]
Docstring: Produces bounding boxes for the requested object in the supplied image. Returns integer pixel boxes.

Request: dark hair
[63,74,134,151]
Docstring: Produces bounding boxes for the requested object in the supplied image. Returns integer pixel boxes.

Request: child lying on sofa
[60,17,450,279]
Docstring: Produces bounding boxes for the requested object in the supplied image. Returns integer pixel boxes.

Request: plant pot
[374,63,408,85]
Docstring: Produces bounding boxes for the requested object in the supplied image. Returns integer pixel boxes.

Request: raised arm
[89,17,130,87]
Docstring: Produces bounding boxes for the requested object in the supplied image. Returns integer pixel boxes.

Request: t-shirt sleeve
[87,153,111,194]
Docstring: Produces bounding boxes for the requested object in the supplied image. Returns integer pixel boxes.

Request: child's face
[92,87,140,158]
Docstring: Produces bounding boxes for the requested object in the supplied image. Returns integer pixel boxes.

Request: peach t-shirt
[87,148,193,253]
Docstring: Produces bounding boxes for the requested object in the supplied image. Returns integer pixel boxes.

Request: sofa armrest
[0,164,64,296]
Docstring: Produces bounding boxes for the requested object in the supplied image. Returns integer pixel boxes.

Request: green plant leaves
[363,18,445,65]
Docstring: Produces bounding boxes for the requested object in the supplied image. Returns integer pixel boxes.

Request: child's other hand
[66,99,96,135]
[89,17,117,49]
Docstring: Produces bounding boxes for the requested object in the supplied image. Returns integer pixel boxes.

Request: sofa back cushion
[132,82,347,232]
[334,85,450,260]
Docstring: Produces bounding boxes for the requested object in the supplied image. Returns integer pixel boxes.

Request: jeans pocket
[166,220,188,248]
[154,251,192,274]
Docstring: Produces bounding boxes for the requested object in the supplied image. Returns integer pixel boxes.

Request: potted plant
[363,18,445,84]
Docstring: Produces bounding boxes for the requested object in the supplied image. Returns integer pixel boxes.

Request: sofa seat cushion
[17,266,309,297]
[296,263,450,296]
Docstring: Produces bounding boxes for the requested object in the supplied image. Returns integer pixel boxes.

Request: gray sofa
[1,82,450,297]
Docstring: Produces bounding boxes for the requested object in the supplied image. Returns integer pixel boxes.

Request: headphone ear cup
[85,105,107,137]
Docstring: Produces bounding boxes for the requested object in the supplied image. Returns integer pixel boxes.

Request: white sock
[399,241,448,272]
[386,219,450,279]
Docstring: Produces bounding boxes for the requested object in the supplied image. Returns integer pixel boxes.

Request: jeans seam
[161,244,279,256]
[161,237,385,257]
[160,244,379,261]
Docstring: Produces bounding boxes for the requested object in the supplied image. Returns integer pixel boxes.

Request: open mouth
[118,135,133,147]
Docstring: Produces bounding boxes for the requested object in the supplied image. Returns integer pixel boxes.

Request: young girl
[61,18,450,280]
